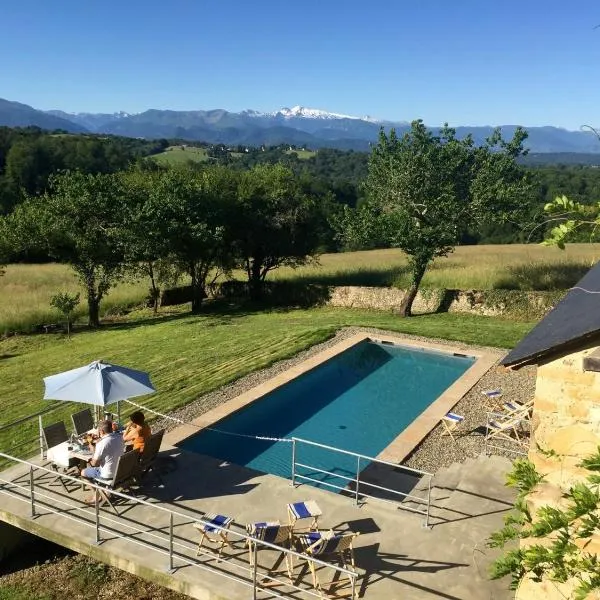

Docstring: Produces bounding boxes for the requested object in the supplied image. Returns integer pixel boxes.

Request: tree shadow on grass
[495,262,591,291]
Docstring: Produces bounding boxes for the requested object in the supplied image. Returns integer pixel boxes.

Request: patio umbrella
[43,360,156,407]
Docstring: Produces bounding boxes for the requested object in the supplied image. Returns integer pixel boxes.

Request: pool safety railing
[0,451,358,600]
[290,437,434,529]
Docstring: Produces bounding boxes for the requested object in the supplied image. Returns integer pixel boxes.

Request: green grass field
[1,244,597,335]
[285,149,316,159]
[0,305,535,462]
[151,146,211,165]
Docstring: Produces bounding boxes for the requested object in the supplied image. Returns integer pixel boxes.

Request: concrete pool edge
[164,332,503,465]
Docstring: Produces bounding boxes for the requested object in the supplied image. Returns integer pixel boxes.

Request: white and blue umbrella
[43,360,156,407]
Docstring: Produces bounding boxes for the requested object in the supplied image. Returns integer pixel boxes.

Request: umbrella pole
[117,400,121,426]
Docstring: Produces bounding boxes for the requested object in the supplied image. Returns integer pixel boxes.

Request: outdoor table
[47,441,93,469]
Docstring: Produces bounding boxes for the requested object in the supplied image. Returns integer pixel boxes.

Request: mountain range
[2,97,600,154]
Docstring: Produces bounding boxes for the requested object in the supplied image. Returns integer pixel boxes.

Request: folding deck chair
[71,408,94,437]
[246,521,295,582]
[193,514,234,558]
[485,413,528,453]
[502,399,533,419]
[295,530,359,599]
[440,412,465,441]
[287,500,322,532]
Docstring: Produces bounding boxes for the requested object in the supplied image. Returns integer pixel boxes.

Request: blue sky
[1,0,599,128]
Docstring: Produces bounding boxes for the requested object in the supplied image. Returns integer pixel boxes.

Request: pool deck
[165,332,502,464]
[0,442,515,599]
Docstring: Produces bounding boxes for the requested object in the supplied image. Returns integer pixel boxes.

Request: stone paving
[0,443,516,600]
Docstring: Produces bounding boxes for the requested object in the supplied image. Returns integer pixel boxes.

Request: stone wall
[327,286,563,319]
[516,345,600,600]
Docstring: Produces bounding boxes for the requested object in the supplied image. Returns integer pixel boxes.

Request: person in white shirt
[81,420,124,481]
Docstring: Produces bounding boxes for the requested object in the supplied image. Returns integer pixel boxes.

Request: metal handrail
[0,451,357,599]
[291,437,434,529]
[0,402,63,433]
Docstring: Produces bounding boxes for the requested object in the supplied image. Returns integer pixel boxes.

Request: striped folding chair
[482,389,503,409]
[502,399,533,420]
[440,412,465,441]
[485,413,528,449]
[296,530,359,599]
[287,500,322,532]
[246,521,294,581]
[193,514,233,558]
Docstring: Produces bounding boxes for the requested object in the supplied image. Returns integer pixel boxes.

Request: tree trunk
[147,262,160,313]
[87,294,100,328]
[397,258,429,317]
[190,266,205,313]
[248,257,264,301]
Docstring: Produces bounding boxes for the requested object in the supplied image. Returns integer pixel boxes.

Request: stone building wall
[516,345,600,600]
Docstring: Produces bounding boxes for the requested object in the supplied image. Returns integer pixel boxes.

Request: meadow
[0,305,535,463]
[1,244,597,335]
[150,146,211,165]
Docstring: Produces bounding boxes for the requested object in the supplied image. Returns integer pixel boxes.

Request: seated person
[80,420,124,490]
[122,411,151,453]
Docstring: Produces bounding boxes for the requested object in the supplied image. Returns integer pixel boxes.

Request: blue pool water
[179,340,474,488]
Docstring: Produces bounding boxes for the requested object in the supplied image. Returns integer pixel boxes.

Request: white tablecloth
[47,441,93,468]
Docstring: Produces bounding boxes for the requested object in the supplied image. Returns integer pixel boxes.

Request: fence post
[355,456,361,505]
[38,415,44,459]
[168,512,174,573]
[252,541,258,600]
[29,466,35,517]
[291,439,296,487]
[94,490,101,544]
[423,474,432,530]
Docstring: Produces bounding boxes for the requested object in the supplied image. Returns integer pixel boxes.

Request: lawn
[150,146,211,165]
[1,244,597,335]
[0,306,534,463]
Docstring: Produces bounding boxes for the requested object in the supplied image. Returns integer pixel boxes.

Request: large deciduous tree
[363,120,533,316]
[4,171,127,327]
[233,163,324,300]
[154,167,237,312]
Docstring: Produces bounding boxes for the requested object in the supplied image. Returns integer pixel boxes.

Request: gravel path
[149,327,536,474]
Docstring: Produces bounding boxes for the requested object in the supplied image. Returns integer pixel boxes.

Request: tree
[232,164,325,300]
[154,167,237,312]
[4,171,127,327]
[363,120,533,316]
[542,194,600,247]
[50,291,80,337]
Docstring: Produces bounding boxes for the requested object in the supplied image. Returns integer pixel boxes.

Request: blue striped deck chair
[486,415,527,446]
[482,389,503,408]
[502,399,533,419]
[296,530,359,599]
[287,500,322,532]
[193,513,233,558]
[440,412,465,441]
[245,521,294,581]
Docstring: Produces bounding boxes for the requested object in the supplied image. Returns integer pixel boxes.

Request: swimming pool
[179,339,475,487]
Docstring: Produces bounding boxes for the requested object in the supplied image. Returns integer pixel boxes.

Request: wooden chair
[137,429,165,485]
[287,500,322,532]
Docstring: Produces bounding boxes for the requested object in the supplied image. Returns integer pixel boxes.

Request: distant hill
[0,99,88,133]
[1,97,600,154]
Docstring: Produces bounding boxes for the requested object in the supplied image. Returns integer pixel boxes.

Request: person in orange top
[122,411,151,453]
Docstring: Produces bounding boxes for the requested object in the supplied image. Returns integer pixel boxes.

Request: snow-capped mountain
[0,97,599,153]
[270,105,381,122]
